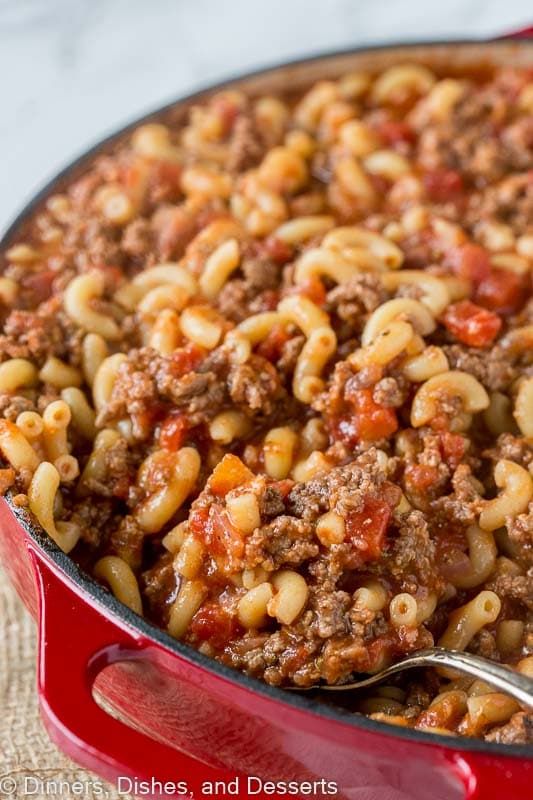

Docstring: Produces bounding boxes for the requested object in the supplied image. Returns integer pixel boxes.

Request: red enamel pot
[1,36,533,800]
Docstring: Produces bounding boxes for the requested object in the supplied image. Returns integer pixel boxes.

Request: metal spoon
[290,647,533,708]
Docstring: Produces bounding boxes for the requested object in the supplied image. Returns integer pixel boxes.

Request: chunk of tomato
[445,243,491,286]
[260,236,295,264]
[474,268,527,315]
[404,463,439,492]
[256,323,293,362]
[344,497,393,563]
[167,342,204,378]
[378,120,416,147]
[283,275,327,306]
[20,269,56,303]
[190,602,242,649]
[423,169,464,202]
[189,504,244,571]
[158,412,187,451]
[332,388,398,445]
[438,432,466,470]
[443,300,501,347]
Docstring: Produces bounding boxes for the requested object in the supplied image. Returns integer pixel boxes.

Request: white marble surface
[1,0,532,235]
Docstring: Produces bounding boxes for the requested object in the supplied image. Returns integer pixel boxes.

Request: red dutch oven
[1,35,533,800]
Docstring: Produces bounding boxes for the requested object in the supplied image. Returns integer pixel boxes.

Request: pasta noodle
[94,556,143,614]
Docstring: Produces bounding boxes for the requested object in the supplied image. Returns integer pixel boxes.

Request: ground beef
[275,334,305,381]
[486,571,533,610]
[414,87,512,183]
[484,434,533,470]
[227,114,266,173]
[385,510,440,593]
[442,343,516,392]
[309,586,351,638]
[140,552,178,625]
[228,355,284,415]
[0,304,81,364]
[259,485,287,518]
[244,516,318,571]
[0,394,35,421]
[466,174,533,235]
[468,629,499,660]
[241,255,281,292]
[485,712,533,744]
[216,279,253,323]
[84,437,136,499]
[108,515,145,570]
[151,205,199,260]
[67,499,115,549]
[162,371,226,425]
[372,376,408,407]
[287,449,389,520]
[507,510,533,565]
[98,360,157,433]
[431,464,484,526]
[121,218,155,264]
[326,274,388,335]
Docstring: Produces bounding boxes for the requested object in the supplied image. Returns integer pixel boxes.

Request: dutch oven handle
[446,752,533,800]
[29,544,244,800]
[497,24,533,38]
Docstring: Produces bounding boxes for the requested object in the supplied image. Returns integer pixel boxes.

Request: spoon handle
[319,648,533,708]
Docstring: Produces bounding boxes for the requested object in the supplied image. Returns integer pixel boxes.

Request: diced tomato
[20,269,56,303]
[261,236,295,265]
[268,479,295,499]
[189,602,242,649]
[112,475,130,500]
[256,323,293,362]
[423,169,464,202]
[151,160,182,193]
[121,161,149,196]
[404,464,439,492]
[208,454,254,498]
[156,207,198,261]
[255,289,280,311]
[158,412,188,451]
[189,506,210,539]
[443,300,502,347]
[190,505,244,570]
[344,497,393,562]
[282,644,312,673]
[445,243,491,286]
[94,264,123,290]
[368,173,392,197]
[331,388,398,446]
[474,268,527,315]
[167,343,204,378]
[378,120,416,147]
[284,276,326,306]
[211,95,240,134]
[438,432,466,470]
[131,403,166,439]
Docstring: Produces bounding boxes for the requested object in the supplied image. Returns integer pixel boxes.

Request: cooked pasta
[1,59,533,745]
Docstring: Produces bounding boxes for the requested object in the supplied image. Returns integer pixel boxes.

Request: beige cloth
[0,565,132,800]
